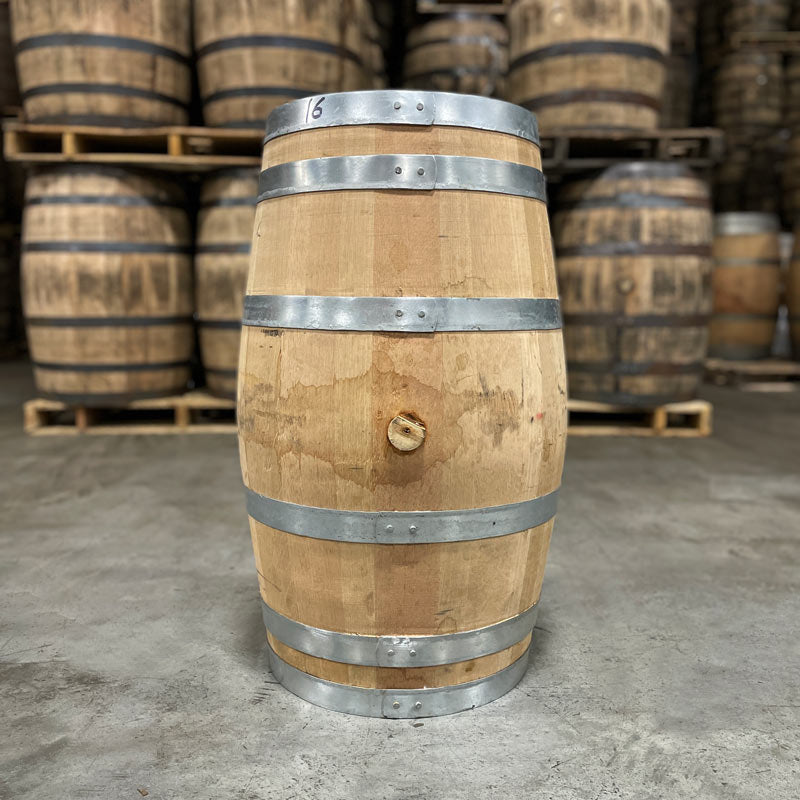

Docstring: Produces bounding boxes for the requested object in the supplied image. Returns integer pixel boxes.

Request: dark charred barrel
[553,162,714,406]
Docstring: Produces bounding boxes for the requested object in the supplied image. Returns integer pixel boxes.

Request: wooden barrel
[714,51,783,135]
[238,90,566,717]
[553,162,713,405]
[193,0,371,128]
[403,14,508,97]
[709,213,781,360]
[195,169,257,399]
[9,0,191,126]
[21,167,193,404]
[789,226,800,357]
[725,0,790,34]
[507,0,670,132]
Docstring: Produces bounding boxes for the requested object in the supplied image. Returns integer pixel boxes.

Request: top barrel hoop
[263,90,540,146]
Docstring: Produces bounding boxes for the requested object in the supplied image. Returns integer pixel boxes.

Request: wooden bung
[553,161,714,406]
[21,166,193,404]
[237,91,566,716]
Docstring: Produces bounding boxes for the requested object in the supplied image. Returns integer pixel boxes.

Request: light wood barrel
[195,170,257,399]
[21,167,193,404]
[714,51,783,135]
[403,14,508,97]
[710,213,781,360]
[238,90,566,717]
[507,0,670,132]
[193,0,371,128]
[789,226,800,357]
[553,162,713,405]
[9,0,191,126]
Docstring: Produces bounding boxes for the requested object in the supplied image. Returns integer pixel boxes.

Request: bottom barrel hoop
[261,600,538,667]
[266,640,530,719]
[39,387,189,406]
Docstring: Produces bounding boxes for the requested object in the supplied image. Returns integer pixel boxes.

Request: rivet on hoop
[417,102,424,110]
[395,166,403,175]
[394,101,402,110]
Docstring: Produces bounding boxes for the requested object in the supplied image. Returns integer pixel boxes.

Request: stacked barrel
[662,0,697,128]
[553,162,714,404]
[403,13,508,97]
[195,171,258,398]
[193,0,383,128]
[21,167,194,403]
[506,0,670,133]
[711,0,788,215]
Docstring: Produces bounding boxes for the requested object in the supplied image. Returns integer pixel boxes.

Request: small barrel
[239,90,566,718]
[9,0,191,126]
[193,0,371,127]
[195,170,257,399]
[709,213,781,361]
[553,162,713,406]
[714,51,783,135]
[21,167,193,404]
[790,226,800,357]
[507,0,670,132]
[725,0,790,34]
[403,14,508,97]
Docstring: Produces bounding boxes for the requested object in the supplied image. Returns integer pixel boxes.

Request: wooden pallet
[543,127,725,177]
[567,398,713,438]
[3,121,262,171]
[705,358,800,392]
[3,119,724,175]
[23,391,236,436]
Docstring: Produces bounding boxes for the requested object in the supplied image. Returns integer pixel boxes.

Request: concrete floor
[1,360,798,800]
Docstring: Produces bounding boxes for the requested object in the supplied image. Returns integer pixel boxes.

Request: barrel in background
[553,162,713,405]
[195,170,257,399]
[238,90,566,717]
[507,0,670,132]
[403,13,507,97]
[10,0,191,126]
[709,213,782,360]
[193,0,375,127]
[21,167,193,404]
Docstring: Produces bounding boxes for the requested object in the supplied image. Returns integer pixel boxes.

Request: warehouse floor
[1,360,798,800]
